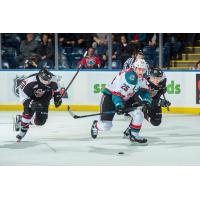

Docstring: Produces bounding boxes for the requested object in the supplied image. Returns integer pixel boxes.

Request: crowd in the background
[1,33,200,69]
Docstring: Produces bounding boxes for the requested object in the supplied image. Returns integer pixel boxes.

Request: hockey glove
[158,99,171,107]
[115,104,125,115]
[142,98,152,106]
[29,100,44,112]
[54,93,62,108]
[160,86,167,94]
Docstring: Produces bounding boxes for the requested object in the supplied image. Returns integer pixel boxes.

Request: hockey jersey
[103,68,151,106]
[19,73,60,106]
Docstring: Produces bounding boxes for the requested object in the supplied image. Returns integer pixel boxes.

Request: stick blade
[68,106,76,118]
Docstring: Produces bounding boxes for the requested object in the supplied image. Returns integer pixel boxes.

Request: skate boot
[129,132,147,143]
[16,131,27,142]
[91,120,98,139]
[123,127,131,138]
[13,115,22,132]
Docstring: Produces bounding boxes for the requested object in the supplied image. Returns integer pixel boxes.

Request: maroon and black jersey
[19,73,60,106]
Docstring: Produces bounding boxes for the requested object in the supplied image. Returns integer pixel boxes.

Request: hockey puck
[118,152,124,154]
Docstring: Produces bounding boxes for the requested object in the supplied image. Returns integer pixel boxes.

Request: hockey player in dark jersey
[144,67,171,126]
[14,68,62,142]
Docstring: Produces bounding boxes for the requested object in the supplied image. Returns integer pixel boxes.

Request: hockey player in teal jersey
[91,59,152,143]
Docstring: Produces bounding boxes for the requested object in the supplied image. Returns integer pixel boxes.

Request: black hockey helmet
[38,68,53,81]
[150,67,163,78]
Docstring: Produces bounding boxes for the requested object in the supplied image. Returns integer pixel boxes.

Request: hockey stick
[67,106,138,119]
[163,93,170,111]
[61,51,87,97]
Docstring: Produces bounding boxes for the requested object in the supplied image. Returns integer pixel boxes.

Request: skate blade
[16,138,21,143]
[123,135,129,139]
[129,139,148,146]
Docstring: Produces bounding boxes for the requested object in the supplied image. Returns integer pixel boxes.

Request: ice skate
[16,132,26,142]
[123,127,130,138]
[129,132,147,143]
[13,115,22,132]
[91,120,98,139]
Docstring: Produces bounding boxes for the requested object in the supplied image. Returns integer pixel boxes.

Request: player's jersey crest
[129,74,135,81]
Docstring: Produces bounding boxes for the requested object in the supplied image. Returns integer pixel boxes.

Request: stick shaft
[163,93,170,111]
[62,51,87,97]
[62,66,82,96]
[68,106,137,119]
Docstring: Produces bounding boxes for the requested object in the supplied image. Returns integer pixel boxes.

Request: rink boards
[0,70,200,114]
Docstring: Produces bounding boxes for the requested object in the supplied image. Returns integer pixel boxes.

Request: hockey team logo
[196,74,200,104]
[13,75,26,97]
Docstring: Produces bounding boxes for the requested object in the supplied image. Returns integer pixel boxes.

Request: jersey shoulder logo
[129,74,135,81]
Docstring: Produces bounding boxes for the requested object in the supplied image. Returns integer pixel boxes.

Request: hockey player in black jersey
[14,68,62,142]
[144,67,171,126]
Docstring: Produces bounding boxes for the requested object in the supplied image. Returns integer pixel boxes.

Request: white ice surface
[0,111,200,166]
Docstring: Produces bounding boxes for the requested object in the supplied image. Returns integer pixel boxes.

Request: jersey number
[121,84,130,92]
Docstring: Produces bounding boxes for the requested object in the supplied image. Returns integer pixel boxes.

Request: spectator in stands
[79,47,101,69]
[111,34,121,59]
[1,34,21,68]
[17,33,39,68]
[93,33,108,47]
[119,35,132,65]
[146,33,158,47]
[92,34,108,68]
[75,34,94,48]
[163,33,183,60]
[2,33,21,54]
[193,60,200,70]
[127,33,147,52]
[58,34,77,69]
[59,33,76,48]
[37,34,54,68]
[98,34,121,68]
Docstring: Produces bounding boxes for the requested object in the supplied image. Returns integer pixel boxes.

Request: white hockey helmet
[133,59,148,72]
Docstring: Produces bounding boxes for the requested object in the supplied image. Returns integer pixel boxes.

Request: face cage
[134,66,147,74]
[150,75,163,82]
[39,75,52,84]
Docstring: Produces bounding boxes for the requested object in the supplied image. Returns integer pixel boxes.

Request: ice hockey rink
[0,111,200,166]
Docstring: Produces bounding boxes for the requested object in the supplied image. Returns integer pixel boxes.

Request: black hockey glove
[54,93,62,108]
[115,104,125,115]
[158,99,171,107]
[29,100,44,112]
[159,86,167,95]
[132,93,143,107]
[142,98,152,106]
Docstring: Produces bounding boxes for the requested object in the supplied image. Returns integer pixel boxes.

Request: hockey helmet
[133,59,148,72]
[38,68,53,82]
[150,68,163,78]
